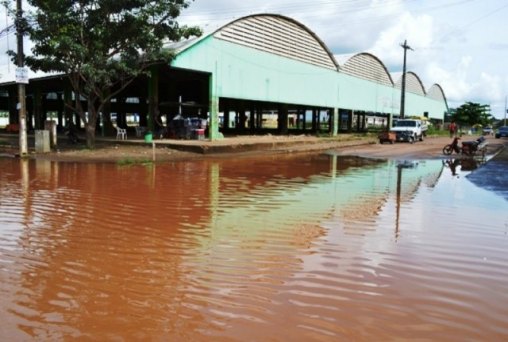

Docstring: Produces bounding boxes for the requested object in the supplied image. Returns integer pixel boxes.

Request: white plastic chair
[116,126,127,140]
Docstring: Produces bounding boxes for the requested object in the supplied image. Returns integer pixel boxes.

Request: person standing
[449,121,457,137]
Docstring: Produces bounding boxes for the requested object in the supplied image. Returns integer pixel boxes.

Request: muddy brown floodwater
[1,141,508,340]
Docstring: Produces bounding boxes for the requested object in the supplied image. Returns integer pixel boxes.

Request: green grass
[426,127,449,136]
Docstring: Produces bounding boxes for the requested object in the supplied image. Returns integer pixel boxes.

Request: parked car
[495,126,508,138]
[482,126,493,135]
[390,119,427,143]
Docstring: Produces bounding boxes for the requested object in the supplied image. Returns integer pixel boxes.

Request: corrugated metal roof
[340,53,393,86]
[212,14,338,70]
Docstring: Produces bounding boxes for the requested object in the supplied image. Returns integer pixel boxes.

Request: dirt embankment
[333,135,504,160]
[0,134,505,163]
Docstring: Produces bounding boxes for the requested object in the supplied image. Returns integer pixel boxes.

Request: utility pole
[399,39,413,119]
[16,0,28,156]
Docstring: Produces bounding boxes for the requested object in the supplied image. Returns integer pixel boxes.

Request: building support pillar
[301,109,306,131]
[139,97,148,127]
[57,93,63,130]
[317,109,321,133]
[330,108,338,136]
[257,103,263,129]
[208,72,221,140]
[278,104,288,134]
[348,110,354,132]
[224,101,230,130]
[249,105,255,132]
[64,85,72,127]
[33,84,43,129]
[312,108,317,132]
[239,102,246,132]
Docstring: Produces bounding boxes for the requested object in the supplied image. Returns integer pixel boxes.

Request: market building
[0,13,448,140]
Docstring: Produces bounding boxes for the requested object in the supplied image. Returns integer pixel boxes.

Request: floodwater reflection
[0,153,507,340]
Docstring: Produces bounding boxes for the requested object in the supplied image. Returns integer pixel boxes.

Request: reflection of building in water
[0,155,448,339]
[209,156,443,238]
[324,159,441,235]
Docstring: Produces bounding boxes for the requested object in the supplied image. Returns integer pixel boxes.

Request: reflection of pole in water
[395,165,402,239]
[330,154,337,179]
[20,159,32,225]
[149,163,156,189]
[210,162,220,234]
[20,159,29,192]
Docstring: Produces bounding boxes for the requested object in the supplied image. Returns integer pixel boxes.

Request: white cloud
[426,57,473,100]
[369,12,435,69]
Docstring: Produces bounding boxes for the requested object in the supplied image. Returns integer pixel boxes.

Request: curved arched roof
[213,14,338,71]
[427,84,447,103]
[395,71,425,96]
[340,53,393,86]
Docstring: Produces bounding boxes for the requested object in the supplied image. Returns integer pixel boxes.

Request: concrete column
[278,104,288,134]
[33,85,43,129]
[138,97,148,127]
[208,73,220,140]
[57,93,63,130]
[224,102,230,130]
[64,86,72,127]
[311,108,317,132]
[239,103,246,132]
[348,110,353,132]
[249,106,256,132]
[317,109,321,132]
[331,108,338,136]
[301,109,307,131]
[257,104,263,128]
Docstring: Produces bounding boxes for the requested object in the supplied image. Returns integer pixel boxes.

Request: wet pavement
[467,140,508,200]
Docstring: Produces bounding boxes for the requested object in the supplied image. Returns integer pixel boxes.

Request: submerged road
[467,140,508,200]
[330,135,508,200]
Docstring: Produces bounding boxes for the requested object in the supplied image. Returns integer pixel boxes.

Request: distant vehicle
[495,126,508,139]
[482,126,493,135]
[390,119,427,143]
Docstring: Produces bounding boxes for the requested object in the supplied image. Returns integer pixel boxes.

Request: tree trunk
[84,99,99,149]
[85,123,96,149]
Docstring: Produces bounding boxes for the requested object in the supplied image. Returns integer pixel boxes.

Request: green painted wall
[171,36,448,120]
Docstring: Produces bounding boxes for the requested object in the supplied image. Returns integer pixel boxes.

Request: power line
[436,1,508,44]
[0,23,15,38]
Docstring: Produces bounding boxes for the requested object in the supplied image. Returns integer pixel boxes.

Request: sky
[177,0,508,119]
[0,0,507,119]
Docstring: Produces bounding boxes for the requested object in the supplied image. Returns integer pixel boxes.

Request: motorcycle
[442,136,487,156]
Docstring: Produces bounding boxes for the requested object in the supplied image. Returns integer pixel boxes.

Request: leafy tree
[7,0,201,148]
[452,102,493,127]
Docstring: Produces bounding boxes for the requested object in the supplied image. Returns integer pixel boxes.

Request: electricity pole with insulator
[16,0,28,156]
[399,39,413,119]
